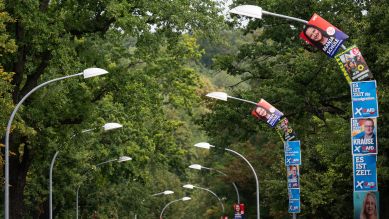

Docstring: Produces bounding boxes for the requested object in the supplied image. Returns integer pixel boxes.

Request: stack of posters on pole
[350,80,379,218]
[285,141,301,213]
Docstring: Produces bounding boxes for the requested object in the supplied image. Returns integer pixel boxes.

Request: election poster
[288,188,300,200]
[351,118,377,154]
[276,117,297,142]
[354,191,379,219]
[233,203,245,219]
[351,81,379,118]
[353,155,377,191]
[251,99,284,127]
[299,13,349,57]
[288,199,301,213]
[287,165,300,188]
[284,141,302,165]
[335,45,373,83]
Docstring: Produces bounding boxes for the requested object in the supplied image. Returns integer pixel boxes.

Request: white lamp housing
[182,197,191,201]
[183,184,194,189]
[230,5,263,19]
[206,92,228,101]
[189,164,202,170]
[194,142,213,150]
[83,68,109,79]
[118,156,132,162]
[163,190,174,195]
[103,123,123,131]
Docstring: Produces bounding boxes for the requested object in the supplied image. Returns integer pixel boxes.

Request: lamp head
[189,164,202,170]
[103,123,123,131]
[118,156,132,162]
[163,190,174,195]
[83,68,109,78]
[230,5,263,19]
[182,197,191,201]
[183,184,194,189]
[194,142,213,150]
[206,92,228,101]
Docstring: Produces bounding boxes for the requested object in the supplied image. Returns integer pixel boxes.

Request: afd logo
[355,107,376,116]
[362,146,376,152]
[363,181,376,188]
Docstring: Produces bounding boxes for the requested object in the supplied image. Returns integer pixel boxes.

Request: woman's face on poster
[364,195,376,216]
[305,27,322,42]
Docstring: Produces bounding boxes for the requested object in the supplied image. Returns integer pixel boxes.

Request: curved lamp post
[4,67,108,219]
[194,142,260,219]
[152,190,175,197]
[189,164,240,204]
[182,184,225,214]
[76,156,132,219]
[159,197,191,219]
[49,122,122,219]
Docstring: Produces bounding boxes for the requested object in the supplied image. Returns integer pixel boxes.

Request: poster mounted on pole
[335,45,373,83]
[351,118,377,154]
[284,141,301,165]
[287,165,300,188]
[251,99,284,127]
[276,117,296,142]
[353,191,379,219]
[288,199,301,213]
[351,80,378,118]
[299,13,349,57]
[353,154,378,191]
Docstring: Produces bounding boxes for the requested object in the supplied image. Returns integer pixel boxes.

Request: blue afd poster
[351,118,377,154]
[284,141,301,165]
[351,81,378,118]
[288,188,300,200]
[353,155,377,191]
[354,191,379,219]
[288,199,301,213]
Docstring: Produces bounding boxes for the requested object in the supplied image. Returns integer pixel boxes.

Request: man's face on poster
[364,120,374,136]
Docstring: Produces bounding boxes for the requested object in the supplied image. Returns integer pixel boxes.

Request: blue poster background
[354,191,379,219]
[353,155,377,191]
[288,199,301,213]
[285,141,301,165]
[351,81,379,118]
[288,189,300,200]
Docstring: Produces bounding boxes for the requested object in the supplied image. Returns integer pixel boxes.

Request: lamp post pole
[49,123,122,219]
[159,197,191,219]
[75,156,132,219]
[194,142,260,219]
[4,68,108,219]
[189,164,240,204]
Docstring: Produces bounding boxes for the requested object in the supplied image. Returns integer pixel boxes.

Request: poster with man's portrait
[354,191,379,219]
[299,13,348,57]
[251,99,284,128]
[351,118,377,154]
[287,165,300,188]
[335,45,373,83]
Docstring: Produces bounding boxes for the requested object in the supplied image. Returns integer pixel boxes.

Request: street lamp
[49,122,122,219]
[4,67,108,219]
[159,197,191,219]
[229,5,308,24]
[206,92,257,105]
[194,142,260,219]
[76,156,132,219]
[182,184,225,214]
[152,190,175,196]
[188,164,241,204]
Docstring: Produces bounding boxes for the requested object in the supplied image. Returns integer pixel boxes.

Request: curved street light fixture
[76,156,132,219]
[159,197,191,219]
[49,122,123,219]
[194,142,260,219]
[4,67,108,219]
[189,164,241,204]
[182,184,225,214]
[152,190,175,196]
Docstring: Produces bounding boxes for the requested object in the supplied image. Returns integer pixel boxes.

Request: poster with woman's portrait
[354,191,379,219]
[251,99,284,128]
[335,45,373,83]
[299,13,349,57]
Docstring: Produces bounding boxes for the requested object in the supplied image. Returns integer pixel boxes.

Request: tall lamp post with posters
[76,156,132,219]
[194,142,260,219]
[4,67,109,219]
[159,197,191,219]
[49,122,123,219]
[188,164,240,204]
